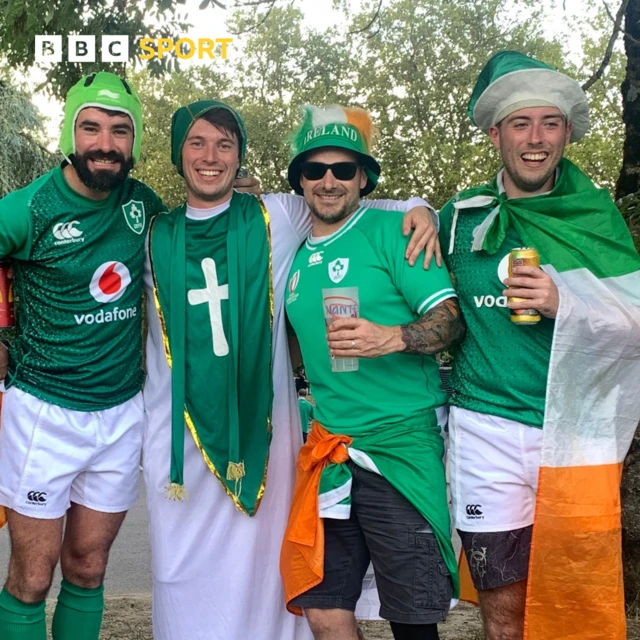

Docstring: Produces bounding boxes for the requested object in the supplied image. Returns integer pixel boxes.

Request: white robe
[143,194,426,639]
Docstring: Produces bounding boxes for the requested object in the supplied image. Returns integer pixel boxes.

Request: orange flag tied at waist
[280,422,352,615]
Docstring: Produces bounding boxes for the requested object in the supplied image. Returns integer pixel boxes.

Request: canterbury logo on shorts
[27,491,48,504]
[466,504,483,517]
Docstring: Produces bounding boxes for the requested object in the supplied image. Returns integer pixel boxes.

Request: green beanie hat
[170,100,247,177]
[60,72,143,164]
[287,105,381,196]
[468,50,589,142]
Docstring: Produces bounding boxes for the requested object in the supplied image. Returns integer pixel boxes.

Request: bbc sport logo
[35,35,233,63]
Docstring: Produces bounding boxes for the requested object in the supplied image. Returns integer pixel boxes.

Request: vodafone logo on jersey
[473,253,509,309]
[89,261,131,303]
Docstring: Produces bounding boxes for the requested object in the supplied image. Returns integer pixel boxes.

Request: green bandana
[451,158,639,279]
[149,192,274,515]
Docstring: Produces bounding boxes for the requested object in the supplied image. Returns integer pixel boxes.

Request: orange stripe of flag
[524,463,625,640]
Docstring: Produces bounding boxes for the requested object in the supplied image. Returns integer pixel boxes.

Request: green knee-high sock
[51,579,104,640]
[0,588,46,640]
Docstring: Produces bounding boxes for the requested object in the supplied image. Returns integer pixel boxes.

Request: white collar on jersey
[306,206,366,249]
[186,197,232,221]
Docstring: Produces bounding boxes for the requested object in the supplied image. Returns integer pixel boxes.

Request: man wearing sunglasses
[281,105,465,640]
[142,100,442,640]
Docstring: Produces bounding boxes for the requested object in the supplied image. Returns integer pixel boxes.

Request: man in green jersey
[439,52,640,640]
[0,72,165,640]
[298,388,314,442]
[280,105,465,640]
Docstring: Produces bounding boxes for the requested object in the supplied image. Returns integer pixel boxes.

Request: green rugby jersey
[285,207,455,432]
[439,196,554,428]
[0,165,164,411]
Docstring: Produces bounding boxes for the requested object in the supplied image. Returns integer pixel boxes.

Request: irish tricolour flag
[524,247,640,639]
[458,160,640,639]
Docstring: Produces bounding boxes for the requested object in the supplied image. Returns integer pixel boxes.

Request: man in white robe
[142,101,439,640]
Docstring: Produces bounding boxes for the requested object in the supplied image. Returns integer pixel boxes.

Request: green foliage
[133,0,625,214]
[343,0,565,207]
[134,5,354,206]
[1,0,626,217]
[0,0,190,99]
[0,73,57,198]
[563,7,626,194]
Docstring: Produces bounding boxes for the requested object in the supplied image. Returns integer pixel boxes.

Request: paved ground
[0,472,152,597]
[88,596,485,640]
[3,477,640,638]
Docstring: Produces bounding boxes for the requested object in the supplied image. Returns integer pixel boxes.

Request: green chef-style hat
[468,51,590,142]
[287,105,381,196]
[60,72,143,164]
[170,100,247,177]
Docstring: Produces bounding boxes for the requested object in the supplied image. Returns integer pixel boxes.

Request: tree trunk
[622,427,640,610]
[616,0,640,200]
[619,0,640,611]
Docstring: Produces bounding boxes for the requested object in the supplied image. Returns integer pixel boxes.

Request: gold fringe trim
[226,460,245,480]
[149,199,275,516]
[254,194,274,509]
[165,482,189,501]
[226,461,245,505]
[183,411,250,514]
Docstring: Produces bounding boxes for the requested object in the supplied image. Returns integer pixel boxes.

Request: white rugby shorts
[0,387,143,518]
[448,406,543,532]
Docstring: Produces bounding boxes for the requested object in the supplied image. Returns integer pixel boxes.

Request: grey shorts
[291,461,452,624]
[458,526,533,590]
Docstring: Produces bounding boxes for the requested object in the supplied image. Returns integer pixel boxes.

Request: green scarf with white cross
[149,191,273,515]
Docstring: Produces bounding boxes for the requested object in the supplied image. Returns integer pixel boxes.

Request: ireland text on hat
[303,124,360,146]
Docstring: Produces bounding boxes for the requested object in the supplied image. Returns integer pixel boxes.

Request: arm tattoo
[400,298,466,355]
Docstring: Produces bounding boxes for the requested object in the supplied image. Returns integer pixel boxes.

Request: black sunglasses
[300,162,360,182]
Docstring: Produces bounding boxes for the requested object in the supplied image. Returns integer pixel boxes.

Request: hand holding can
[508,248,541,325]
[322,287,359,372]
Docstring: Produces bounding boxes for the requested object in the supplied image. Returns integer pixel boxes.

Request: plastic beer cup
[322,287,359,372]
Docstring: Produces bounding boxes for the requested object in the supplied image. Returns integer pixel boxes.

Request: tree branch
[18,131,53,158]
[600,0,640,44]
[229,0,277,34]
[349,0,383,34]
[235,0,279,5]
[602,0,616,23]
[582,0,629,92]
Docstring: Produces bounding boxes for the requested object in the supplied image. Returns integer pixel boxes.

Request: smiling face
[70,107,134,193]
[181,117,240,208]
[489,106,572,198]
[299,148,367,230]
